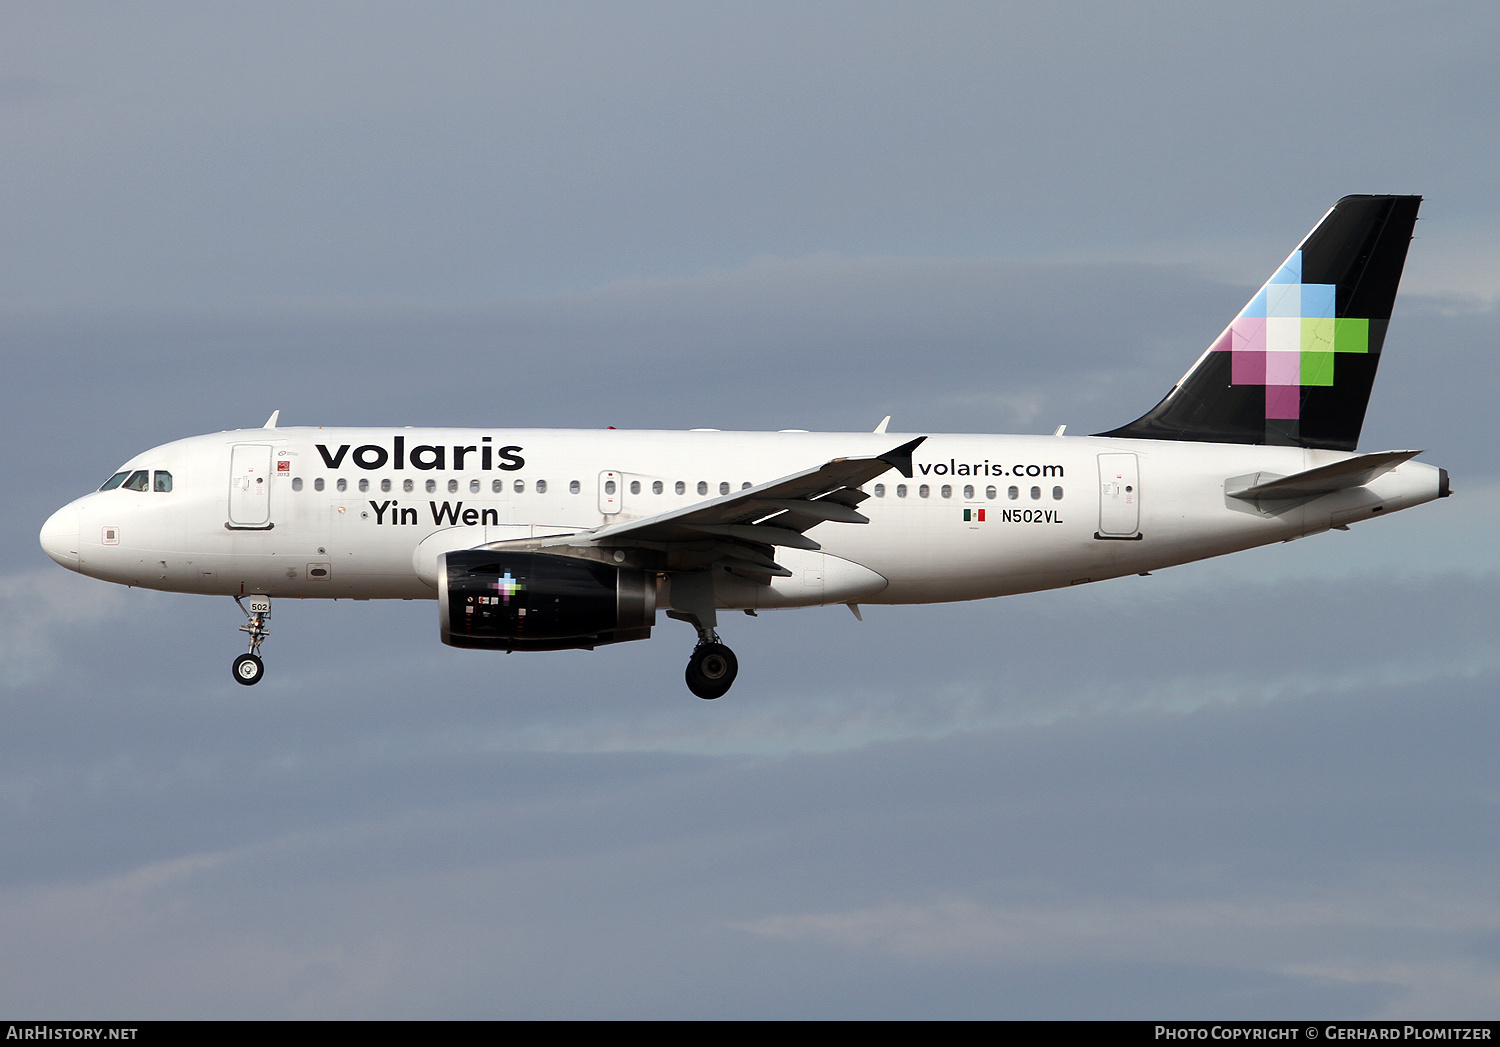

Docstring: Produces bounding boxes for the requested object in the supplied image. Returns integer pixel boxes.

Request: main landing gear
[232,595,271,686]
[685,638,738,700]
[666,571,740,699]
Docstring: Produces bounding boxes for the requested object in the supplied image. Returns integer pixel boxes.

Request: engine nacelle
[438,550,656,651]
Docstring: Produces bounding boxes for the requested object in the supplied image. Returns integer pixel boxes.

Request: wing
[534,436,925,579]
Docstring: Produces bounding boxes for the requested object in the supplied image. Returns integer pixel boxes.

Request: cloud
[0,570,127,687]
[734,876,1500,1016]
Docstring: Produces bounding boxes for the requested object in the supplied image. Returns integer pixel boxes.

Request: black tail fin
[1096,195,1421,450]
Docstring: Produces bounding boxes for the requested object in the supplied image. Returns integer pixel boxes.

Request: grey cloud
[2,657,1497,1016]
[1,4,1499,305]
[0,570,128,687]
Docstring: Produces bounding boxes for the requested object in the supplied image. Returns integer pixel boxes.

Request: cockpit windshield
[100,469,171,492]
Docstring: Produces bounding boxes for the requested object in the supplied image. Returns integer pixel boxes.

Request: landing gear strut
[232,595,271,686]
[667,570,740,699]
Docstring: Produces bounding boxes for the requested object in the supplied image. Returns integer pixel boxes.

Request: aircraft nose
[39,504,81,570]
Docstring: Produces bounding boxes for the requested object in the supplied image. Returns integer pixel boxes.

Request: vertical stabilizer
[1097,195,1421,450]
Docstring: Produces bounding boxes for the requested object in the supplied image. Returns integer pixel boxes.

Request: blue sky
[4,2,1500,1017]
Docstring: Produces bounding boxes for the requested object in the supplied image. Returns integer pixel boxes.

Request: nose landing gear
[232,595,271,686]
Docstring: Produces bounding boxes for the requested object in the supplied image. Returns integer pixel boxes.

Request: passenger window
[1008,486,1019,500]
[358,478,369,493]
[448,479,459,494]
[514,480,525,494]
[742,482,751,490]
[153,471,173,493]
[963,484,974,499]
[292,477,303,492]
[941,485,952,498]
[470,479,480,493]
[570,480,581,494]
[873,483,885,497]
[629,480,640,495]
[404,479,414,493]
[536,480,547,494]
[426,479,436,493]
[719,482,729,496]
[675,481,686,495]
[1053,486,1064,500]
[919,484,930,498]
[897,484,907,498]
[122,470,149,492]
[1031,486,1041,500]
[697,481,708,496]
[494,479,505,493]
[986,486,997,499]
[381,479,392,493]
[605,480,616,495]
[314,477,325,492]
[337,478,348,493]
[652,480,663,495]
[99,471,129,491]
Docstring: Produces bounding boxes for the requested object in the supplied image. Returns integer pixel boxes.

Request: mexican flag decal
[964,509,986,522]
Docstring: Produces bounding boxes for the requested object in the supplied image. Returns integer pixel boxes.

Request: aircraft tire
[233,653,264,686]
[685,642,737,700]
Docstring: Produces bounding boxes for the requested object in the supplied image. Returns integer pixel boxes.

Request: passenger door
[228,444,274,528]
[1097,453,1140,538]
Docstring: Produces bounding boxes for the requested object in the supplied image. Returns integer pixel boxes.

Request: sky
[3,1,1500,1018]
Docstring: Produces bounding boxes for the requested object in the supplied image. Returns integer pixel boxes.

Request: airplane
[38,195,1448,699]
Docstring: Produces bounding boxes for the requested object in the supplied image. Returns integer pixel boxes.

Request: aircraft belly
[713,550,888,609]
[838,479,1316,604]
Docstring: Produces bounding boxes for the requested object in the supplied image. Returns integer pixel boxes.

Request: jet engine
[438,550,656,651]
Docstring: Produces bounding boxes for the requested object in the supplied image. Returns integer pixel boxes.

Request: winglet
[874,415,891,434]
[263,410,280,429]
[878,436,927,478]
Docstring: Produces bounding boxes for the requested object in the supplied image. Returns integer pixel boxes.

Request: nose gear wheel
[233,653,264,685]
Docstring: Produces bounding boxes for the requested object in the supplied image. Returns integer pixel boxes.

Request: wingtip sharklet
[878,436,927,479]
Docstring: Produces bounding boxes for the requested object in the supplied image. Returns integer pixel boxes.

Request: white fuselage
[40,426,1445,612]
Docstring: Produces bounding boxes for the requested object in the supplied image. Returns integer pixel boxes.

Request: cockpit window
[99,471,129,491]
[153,471,173,492]
[121,470,150,492]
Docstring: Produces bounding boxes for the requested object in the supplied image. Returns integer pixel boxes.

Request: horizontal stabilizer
[1226,450,1421,501]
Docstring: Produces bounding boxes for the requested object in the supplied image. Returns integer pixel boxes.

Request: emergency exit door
[598,471,622,514]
